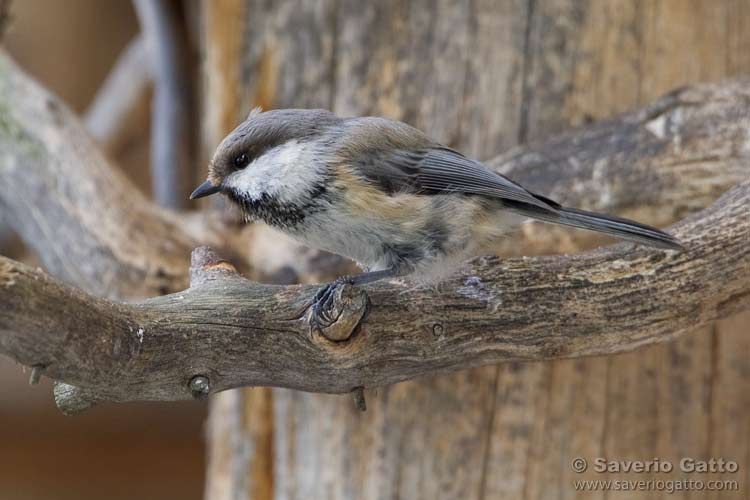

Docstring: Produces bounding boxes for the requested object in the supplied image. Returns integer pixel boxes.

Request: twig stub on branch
[189,245,241,286]
[53,382,99,416]
[188,244,367,342]
[352,387,367,412]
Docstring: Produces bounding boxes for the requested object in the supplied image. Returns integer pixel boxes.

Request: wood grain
[0,176,748,410]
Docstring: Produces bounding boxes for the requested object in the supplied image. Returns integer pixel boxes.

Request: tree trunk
[201,1,750,499]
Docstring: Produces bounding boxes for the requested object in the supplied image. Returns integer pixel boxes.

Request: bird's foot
[310,277,352,331]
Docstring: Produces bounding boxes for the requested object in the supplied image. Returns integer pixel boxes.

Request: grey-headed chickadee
[191,108,682,318]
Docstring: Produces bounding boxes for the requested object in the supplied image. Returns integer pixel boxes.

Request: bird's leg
[311,268,397,328]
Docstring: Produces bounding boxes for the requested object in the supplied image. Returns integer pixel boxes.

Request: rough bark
[489,80,750,256]
[0,177,748,411]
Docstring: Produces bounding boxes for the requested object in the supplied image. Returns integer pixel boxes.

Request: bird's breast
[284,169,489,273]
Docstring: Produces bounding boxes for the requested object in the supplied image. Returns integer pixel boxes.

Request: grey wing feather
[354,146,558,213]
[351,145,683,250]
[418,148,557,211]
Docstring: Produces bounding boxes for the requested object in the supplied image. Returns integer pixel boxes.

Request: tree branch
[1,180,748,412]
[1,50,750,412]
[84,34,152,150]
[0,50,232,299]
[133,0,193,209]
[487,83,750,255]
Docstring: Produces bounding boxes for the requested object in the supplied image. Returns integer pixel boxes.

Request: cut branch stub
[189,245,241,286]
[53,382,100,416]
[189,375,211,399]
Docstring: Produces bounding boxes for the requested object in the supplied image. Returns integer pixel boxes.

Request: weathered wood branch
[0,51,228,299]
[1,180,748,412]
[488,82,750,255]
[84,34,152,150]
[1,50,750,413]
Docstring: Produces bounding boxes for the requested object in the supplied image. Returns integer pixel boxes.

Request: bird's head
[190,108,341,212]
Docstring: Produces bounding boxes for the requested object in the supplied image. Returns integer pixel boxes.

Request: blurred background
[0,2,205,499]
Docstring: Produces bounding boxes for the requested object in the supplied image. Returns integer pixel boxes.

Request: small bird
[191,108,682,318]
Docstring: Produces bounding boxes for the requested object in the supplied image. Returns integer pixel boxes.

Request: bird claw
[309,277,350,330]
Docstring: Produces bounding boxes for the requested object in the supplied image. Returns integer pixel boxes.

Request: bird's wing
[351,146,559,213]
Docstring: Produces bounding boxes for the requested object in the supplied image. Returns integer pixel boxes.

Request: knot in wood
[189,375,211,399]
[432,323,444,337]
[53,382,99,415]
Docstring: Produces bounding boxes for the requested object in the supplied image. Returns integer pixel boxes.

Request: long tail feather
[510,202,684,251]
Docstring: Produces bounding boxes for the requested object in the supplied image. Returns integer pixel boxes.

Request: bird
[191,108,682,321]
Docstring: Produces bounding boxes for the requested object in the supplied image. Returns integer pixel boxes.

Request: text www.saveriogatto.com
[571,457,740,494]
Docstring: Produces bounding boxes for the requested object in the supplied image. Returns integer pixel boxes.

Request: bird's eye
[233,153,250,169]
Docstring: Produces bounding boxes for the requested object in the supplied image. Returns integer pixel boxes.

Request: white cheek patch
[224,140,327,203]
[225,161,270,200]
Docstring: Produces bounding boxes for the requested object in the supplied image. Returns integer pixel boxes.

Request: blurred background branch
[132,0,193,209]
[84,34,152,150]
[0,2,204,498]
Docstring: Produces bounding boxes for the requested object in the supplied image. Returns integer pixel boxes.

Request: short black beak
[190,180,221,200]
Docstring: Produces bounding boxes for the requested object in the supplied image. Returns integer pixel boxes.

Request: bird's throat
[226,182,329,229]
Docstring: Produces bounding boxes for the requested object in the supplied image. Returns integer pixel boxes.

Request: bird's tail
[510,199,683,251]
